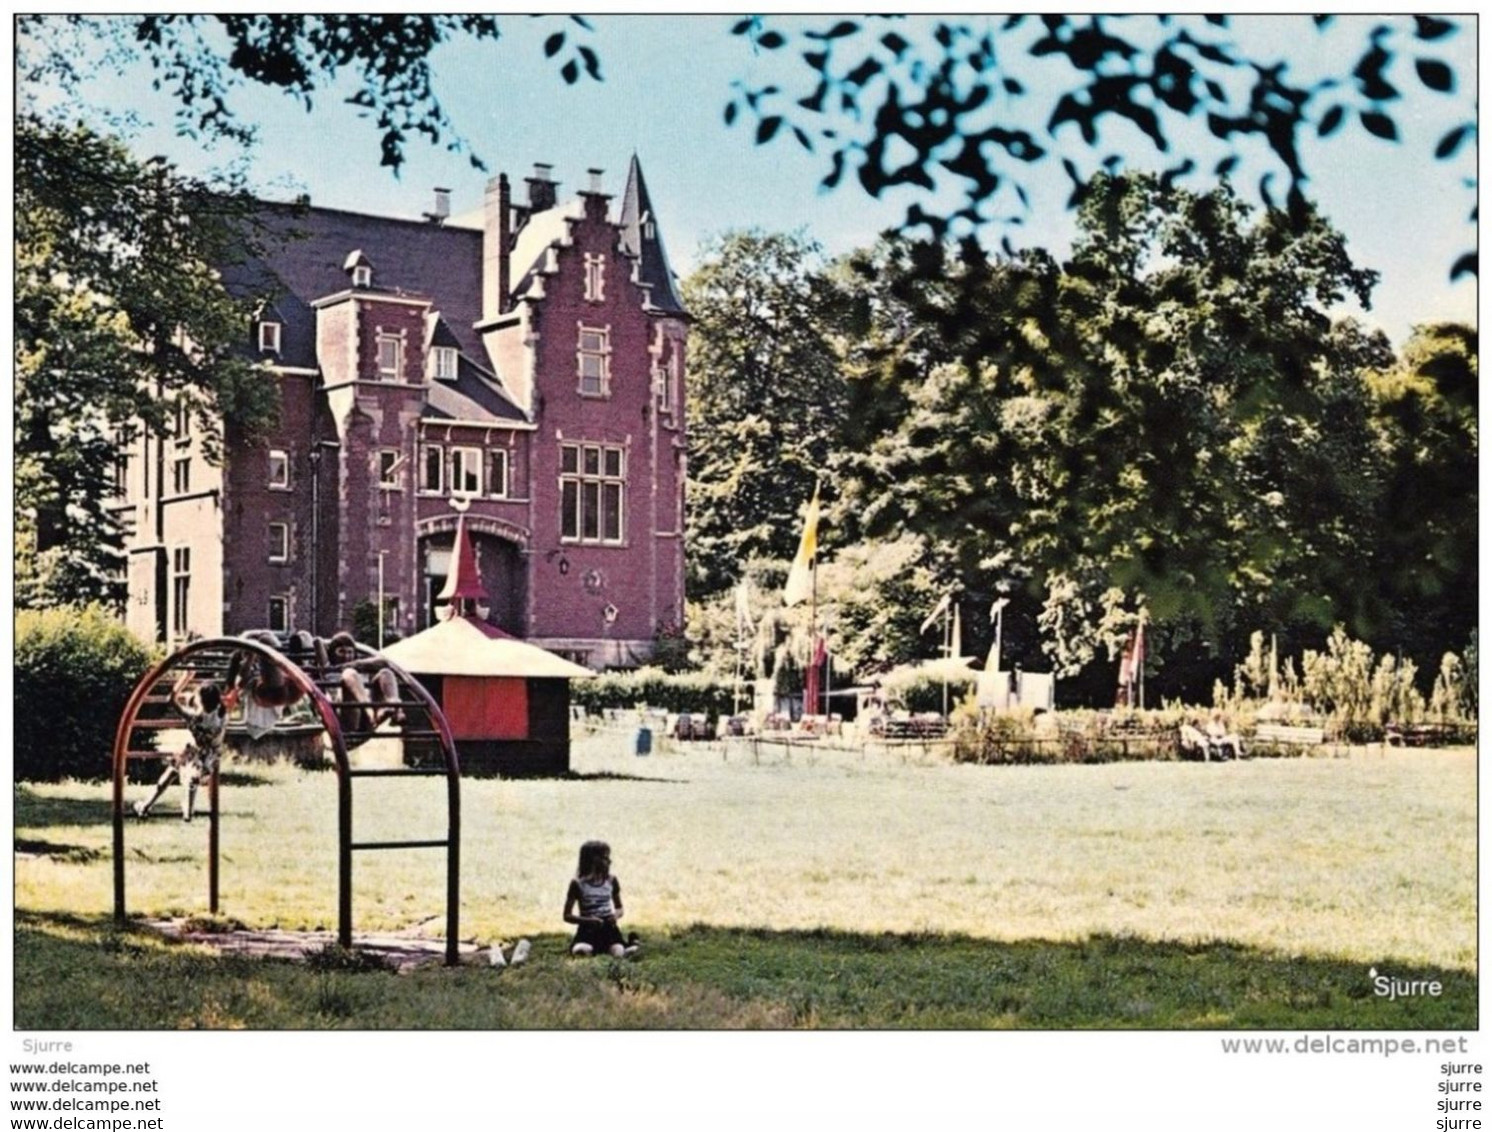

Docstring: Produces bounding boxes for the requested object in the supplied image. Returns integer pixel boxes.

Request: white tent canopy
[380,615,594,679]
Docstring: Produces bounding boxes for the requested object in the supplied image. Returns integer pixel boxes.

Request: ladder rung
[347,767,452,778]
[130,719,188,730]
[350,839,448,852]
[341,728,444,740]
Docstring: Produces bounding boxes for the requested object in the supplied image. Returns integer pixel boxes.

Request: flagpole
[825,645,832,727]
[808,524,818,720]
[942,597,951,718]
[1138,610,1147,711]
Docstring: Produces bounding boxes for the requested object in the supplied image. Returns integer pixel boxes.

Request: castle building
[116,158,688,669]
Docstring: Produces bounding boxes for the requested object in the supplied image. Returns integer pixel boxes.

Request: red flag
[1116,621,1144,707]
[803,635,828,718]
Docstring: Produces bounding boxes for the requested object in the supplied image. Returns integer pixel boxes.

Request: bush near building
[15,605,158,782]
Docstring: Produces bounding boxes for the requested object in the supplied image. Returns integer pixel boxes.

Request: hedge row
[570,667,750,724]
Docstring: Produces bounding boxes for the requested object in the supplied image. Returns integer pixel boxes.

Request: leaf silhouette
[1360,111,1398,141]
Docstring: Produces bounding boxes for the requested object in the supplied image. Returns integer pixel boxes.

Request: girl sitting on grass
[563,840,640,958]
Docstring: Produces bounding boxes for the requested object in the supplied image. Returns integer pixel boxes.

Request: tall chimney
[526,162,557,212]
[433,187,450,219]
[483,175,511,320]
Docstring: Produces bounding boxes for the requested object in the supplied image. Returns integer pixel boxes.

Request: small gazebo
[381,514,593,775]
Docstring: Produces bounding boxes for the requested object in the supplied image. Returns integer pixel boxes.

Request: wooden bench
[870,712,947,740]
[1253,722,1327,753]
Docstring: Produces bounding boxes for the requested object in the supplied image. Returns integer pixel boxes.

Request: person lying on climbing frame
[135,671,229,821]
[317,631,403,736]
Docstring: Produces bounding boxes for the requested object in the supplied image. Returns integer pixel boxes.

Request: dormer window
[431,346,458,381]
[258,320,282,355]
[344,249,373,289]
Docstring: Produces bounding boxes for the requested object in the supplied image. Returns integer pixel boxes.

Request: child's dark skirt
[574,919,625,952]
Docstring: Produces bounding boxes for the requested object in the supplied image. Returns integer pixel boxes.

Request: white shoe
[571,943,594,957]
[488,945,507,968]
[132,801,148,819]
[510,938,531,966]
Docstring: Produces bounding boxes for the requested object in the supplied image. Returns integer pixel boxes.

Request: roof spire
[437,510,486,618]
[619,155,687,315]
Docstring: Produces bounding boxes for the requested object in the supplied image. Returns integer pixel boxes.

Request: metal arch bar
[344,642,462,966]
[112,637,351,929]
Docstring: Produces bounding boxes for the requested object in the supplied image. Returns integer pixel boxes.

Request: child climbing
[135,671,229,821]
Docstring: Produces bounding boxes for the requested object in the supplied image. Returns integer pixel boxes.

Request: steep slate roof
[618,155,687,315]
[224,203,525,422]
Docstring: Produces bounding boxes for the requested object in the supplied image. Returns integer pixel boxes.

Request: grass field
[14,732,1477,1029]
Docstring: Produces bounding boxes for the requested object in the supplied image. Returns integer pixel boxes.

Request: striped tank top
[576,876,616,919]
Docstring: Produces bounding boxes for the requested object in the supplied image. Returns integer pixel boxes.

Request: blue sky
[23,14,1477,346]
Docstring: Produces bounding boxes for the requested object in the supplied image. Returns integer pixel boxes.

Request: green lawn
[14,734,1477,1029]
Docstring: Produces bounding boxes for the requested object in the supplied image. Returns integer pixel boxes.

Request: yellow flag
[783,484,820,607]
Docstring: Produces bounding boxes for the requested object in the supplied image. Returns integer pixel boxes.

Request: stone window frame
[171,545,191,638]
[559,441,626,545]
[450,445,484,496]
[268,521,290,564]
[419,443,444,495]
[173,400,191,447]
[268,449,291,490]
[583,253,606,303]
[576,323,611,397]
[376,333,404,381]
[267,593,290,633]
[489,448,510,499]
[377,448,404,490]
[172,453,192,496]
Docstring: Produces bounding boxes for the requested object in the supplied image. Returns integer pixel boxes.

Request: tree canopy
[682,230,850,597]
[17,14,1475,277]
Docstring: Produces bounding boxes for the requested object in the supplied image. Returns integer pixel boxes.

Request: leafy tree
[16,115,279,607]
[682,230,850,597]
[836,173,1396,692]
[1366,322,1478,669]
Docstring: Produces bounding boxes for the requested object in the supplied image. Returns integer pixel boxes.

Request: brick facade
[123,159,688,669]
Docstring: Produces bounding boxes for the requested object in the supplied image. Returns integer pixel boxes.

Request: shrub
[15,605,158,781]
[879,658,977,714]
[1220,626,1472,742]
[950,705,1199,766]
